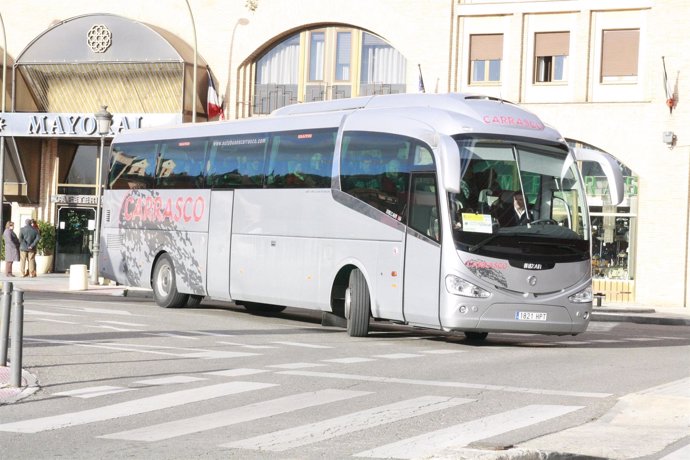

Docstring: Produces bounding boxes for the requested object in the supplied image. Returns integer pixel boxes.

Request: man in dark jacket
[19,219,40,277]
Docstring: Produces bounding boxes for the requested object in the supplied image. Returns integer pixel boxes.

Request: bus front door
[403,174,442,328]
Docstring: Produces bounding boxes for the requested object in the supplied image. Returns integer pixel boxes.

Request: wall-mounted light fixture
[663,131,677,149]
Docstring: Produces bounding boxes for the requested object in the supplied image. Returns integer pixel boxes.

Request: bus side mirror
[439,135,460,194]
[572,147,624,206]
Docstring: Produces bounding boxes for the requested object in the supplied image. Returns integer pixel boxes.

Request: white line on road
[97,320,148,327]
[23,338,259,359]
[271,341,333,349]
[86,325,139,332]
[101,388,370,442]
[134,376,206,386]
[322,358,376,364]
[223,396,474,452]
[0,381,276,433]
[355,404,583,458]
[25,309,77,317]
[145,333,200,340]
[372,353,424,359]
[54,386,135,399]
[278,371,612,398]
[268,363,327,369]
[34,318,79,325]
[204,368,270,377]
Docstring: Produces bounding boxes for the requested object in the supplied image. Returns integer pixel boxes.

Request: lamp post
[0,12,8,231]
[91,105,113,285]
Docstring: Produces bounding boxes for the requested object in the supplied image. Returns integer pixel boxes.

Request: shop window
[469,34,503,84]
[601,29,639,83]
[534,32,569,83]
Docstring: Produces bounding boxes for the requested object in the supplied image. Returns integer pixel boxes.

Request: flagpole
[417,64,425,93]
[184,0,198,123]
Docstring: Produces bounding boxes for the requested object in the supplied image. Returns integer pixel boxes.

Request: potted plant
[36,220,56,274]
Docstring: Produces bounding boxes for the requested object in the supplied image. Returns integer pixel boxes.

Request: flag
[418,64,426,93]
[206,68,223,119]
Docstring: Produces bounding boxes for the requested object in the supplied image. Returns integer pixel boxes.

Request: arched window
[253,27,407,114]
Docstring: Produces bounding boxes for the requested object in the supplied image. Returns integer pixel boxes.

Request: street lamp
[90,105,113,285]
[0,12,8,232]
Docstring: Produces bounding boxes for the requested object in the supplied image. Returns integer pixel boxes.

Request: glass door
[55,207,95,272]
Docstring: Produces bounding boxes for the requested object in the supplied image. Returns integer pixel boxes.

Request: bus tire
[152,254,188,308]
[186,295,204,307]
[346,269,370,337]
[464,331,488,343]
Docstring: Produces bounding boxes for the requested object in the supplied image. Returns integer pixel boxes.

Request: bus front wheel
[152,254,189,308]
[345,269,370,337]
[464,331,488,343]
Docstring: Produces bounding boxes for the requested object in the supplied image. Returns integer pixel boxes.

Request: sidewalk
[1,273,689,405]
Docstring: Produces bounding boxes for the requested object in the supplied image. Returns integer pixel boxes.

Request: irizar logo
[523,263,543,270]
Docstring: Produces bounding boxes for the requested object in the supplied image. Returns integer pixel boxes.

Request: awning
[14,13,208,117]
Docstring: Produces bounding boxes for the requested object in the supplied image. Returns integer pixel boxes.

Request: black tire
[464,331,489,343]
[186,295,204,307]
[346,269,370,337]
[242,302,286,314]
[152,254,188,308]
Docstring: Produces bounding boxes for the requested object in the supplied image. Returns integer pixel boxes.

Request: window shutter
[470,34,503,61]
[601,29,640,77]
[535,32,569,57]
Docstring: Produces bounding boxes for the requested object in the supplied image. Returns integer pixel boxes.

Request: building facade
[0,0,687,307]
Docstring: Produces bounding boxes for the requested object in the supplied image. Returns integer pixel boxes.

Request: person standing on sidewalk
[3,221,20,277]
[19,219,40,277]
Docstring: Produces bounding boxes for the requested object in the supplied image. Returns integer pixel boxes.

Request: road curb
[590,312,690,326]
[0,368,39,405]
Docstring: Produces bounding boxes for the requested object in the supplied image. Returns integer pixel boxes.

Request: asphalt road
[1,291,689,459]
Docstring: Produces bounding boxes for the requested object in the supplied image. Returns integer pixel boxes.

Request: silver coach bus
[99,93,622,341]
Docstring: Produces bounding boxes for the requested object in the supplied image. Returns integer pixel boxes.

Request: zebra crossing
[0,372,587,458]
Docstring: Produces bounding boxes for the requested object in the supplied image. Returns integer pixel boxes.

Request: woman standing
[3,221,20,276]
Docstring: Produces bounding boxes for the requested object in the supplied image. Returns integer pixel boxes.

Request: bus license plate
[515,311,548,321]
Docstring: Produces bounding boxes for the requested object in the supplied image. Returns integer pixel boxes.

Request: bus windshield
[449,136,590,262]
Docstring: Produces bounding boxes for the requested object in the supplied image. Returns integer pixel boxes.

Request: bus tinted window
[156,138,208,189]
[265,129,336,188]
[206,134,268,188]
[109,141,157,190]
[341,131,425,222]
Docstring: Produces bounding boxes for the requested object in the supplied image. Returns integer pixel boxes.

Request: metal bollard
[10,289,24,388]
[0,281,12,366]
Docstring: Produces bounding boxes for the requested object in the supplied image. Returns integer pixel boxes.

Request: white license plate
[515,311,548,321]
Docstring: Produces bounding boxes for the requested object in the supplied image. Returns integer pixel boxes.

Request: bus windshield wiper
[468,233,505,252]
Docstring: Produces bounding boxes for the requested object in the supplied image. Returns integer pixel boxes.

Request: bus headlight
[569,286,592,303]
[445,275,490,298]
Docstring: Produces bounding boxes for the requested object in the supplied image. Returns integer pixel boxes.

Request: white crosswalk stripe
[100,388,370,442]
[0,381,275,433]
[354,404,583,459]
[222,395,474,452]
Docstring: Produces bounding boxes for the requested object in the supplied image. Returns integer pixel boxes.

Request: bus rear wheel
[186,295,204,307]
[152,254,188,308]
[345,269,370,337]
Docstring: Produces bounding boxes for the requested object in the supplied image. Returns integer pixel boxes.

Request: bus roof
[112,93,563,146]
[273,93,562,143]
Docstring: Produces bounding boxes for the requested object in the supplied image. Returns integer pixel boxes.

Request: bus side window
[157,138,208,189]
[108,141,157,190]
[206,134,268,189]
[266,129,335,189]
[409,174,440,242]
